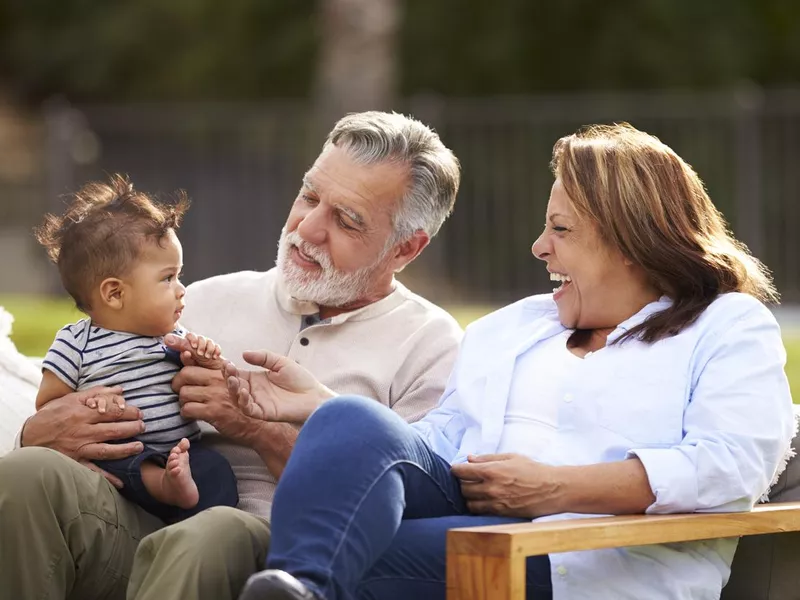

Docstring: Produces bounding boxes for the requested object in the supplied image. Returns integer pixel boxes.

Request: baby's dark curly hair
[35,174,190,312]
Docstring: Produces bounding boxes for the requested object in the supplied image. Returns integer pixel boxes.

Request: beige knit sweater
[180,268,463,519]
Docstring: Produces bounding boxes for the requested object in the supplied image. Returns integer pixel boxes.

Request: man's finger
[80,440,144,462]
[80,460,124,489]
[223,361,238,379]
[165,333,191,352]
[227,375,241,399]
[180,401,211,421]
[173,366,223,390]
[91,420,146,442]
[73,386,124,403]
[178,385,220,406]
[89,403,142,423]
[181,350,198,367]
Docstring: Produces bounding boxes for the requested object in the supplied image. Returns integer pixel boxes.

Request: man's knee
[0,447,76,497]
[141,506,271,559]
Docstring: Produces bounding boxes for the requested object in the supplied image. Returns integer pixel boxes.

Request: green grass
[3,295,800,402]
[2,295,82,356]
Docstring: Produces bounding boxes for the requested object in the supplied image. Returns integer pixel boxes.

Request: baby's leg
[140,439,199,510]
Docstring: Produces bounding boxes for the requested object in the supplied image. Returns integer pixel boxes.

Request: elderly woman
[229,124,795,600]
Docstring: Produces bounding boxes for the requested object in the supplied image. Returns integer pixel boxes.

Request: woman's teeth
[550,272,572,293]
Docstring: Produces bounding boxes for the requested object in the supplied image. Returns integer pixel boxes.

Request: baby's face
[121,230,186,337]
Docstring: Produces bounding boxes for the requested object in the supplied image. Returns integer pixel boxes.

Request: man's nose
[296,206,327,246]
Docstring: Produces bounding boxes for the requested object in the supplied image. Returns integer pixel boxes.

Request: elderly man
[0,111,463,600]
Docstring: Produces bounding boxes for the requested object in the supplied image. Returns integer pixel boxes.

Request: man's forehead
[304,148,408,219]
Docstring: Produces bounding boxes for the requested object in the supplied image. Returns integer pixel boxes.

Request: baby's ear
[99,277,125,310]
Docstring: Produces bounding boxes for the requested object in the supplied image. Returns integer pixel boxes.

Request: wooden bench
[446,502,800,599]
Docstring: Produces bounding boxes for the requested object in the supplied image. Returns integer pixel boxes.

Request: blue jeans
[95,441,238,524]
[267,396,552,600]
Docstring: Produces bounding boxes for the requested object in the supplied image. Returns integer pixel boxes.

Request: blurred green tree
[0,0,797,103]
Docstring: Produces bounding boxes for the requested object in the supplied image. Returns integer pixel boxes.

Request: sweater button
[300,337,309,346]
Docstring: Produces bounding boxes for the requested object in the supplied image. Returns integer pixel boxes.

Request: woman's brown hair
[551,123,777,343]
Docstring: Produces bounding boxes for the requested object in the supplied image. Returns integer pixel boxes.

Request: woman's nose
[531,233,549,260]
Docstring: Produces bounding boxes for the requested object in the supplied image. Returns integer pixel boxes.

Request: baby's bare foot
[163,438,199,509]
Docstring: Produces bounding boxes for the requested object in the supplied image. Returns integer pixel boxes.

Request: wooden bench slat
[448,501,800,558]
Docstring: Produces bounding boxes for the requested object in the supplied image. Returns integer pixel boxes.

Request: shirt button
[300,337,310,346]
[556,565,568,577]
[563,393,573,403]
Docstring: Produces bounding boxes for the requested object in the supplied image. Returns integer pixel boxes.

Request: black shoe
[238,570,321,600]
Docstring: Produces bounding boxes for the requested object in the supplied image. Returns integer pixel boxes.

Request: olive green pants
[0,447,271,600]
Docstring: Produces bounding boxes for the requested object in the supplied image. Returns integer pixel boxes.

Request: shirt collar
[607,296,673,343]
[274,272,409,324]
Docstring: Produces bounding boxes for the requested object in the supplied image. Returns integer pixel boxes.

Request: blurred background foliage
[0,0,798,105]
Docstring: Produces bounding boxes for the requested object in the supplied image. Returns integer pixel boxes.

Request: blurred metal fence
[42,88,800,304]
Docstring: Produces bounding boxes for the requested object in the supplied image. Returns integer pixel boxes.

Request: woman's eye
[302,194,318,205]
[552,226,568,233]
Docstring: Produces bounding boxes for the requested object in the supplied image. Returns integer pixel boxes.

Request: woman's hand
[451,453,561,518]
[224,350,336,423]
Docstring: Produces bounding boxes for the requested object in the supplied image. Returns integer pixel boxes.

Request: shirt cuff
[14,417,30,449]
[627,447,699,514]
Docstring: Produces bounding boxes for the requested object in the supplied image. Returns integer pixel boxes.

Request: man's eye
[302,194,318,205]
[338,218,355,231]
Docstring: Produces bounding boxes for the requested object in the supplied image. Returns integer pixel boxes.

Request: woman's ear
[99,278,125,310]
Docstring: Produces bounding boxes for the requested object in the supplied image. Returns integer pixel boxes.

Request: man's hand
[172,365,263,444]
[22,387,145,488]
[165,332,227,370]
[224,350,336,423]
[451,453,560,518]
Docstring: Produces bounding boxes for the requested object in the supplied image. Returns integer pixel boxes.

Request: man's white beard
[276,229,389,307]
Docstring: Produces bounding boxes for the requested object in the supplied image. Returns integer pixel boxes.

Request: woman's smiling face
[531,178,643,330]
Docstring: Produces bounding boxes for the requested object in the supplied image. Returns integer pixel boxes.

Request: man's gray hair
[325,111,461,242]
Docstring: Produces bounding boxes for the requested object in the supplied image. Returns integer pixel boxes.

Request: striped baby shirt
[42,319,199,452]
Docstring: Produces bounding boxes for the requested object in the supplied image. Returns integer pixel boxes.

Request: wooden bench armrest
[446,502,800,599]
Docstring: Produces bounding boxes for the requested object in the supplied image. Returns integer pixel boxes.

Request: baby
[34,174,238,523]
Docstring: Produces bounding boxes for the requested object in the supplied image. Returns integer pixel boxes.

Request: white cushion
[0,307,40,456]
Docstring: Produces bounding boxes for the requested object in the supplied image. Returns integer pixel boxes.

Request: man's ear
[390,230,430,273]
[99,277,125,310]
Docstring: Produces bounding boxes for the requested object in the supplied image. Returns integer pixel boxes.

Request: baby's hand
[82,393,126,415]
[182,332,226,370]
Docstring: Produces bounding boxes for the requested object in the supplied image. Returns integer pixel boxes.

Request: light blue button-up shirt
[412,292,795,600]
